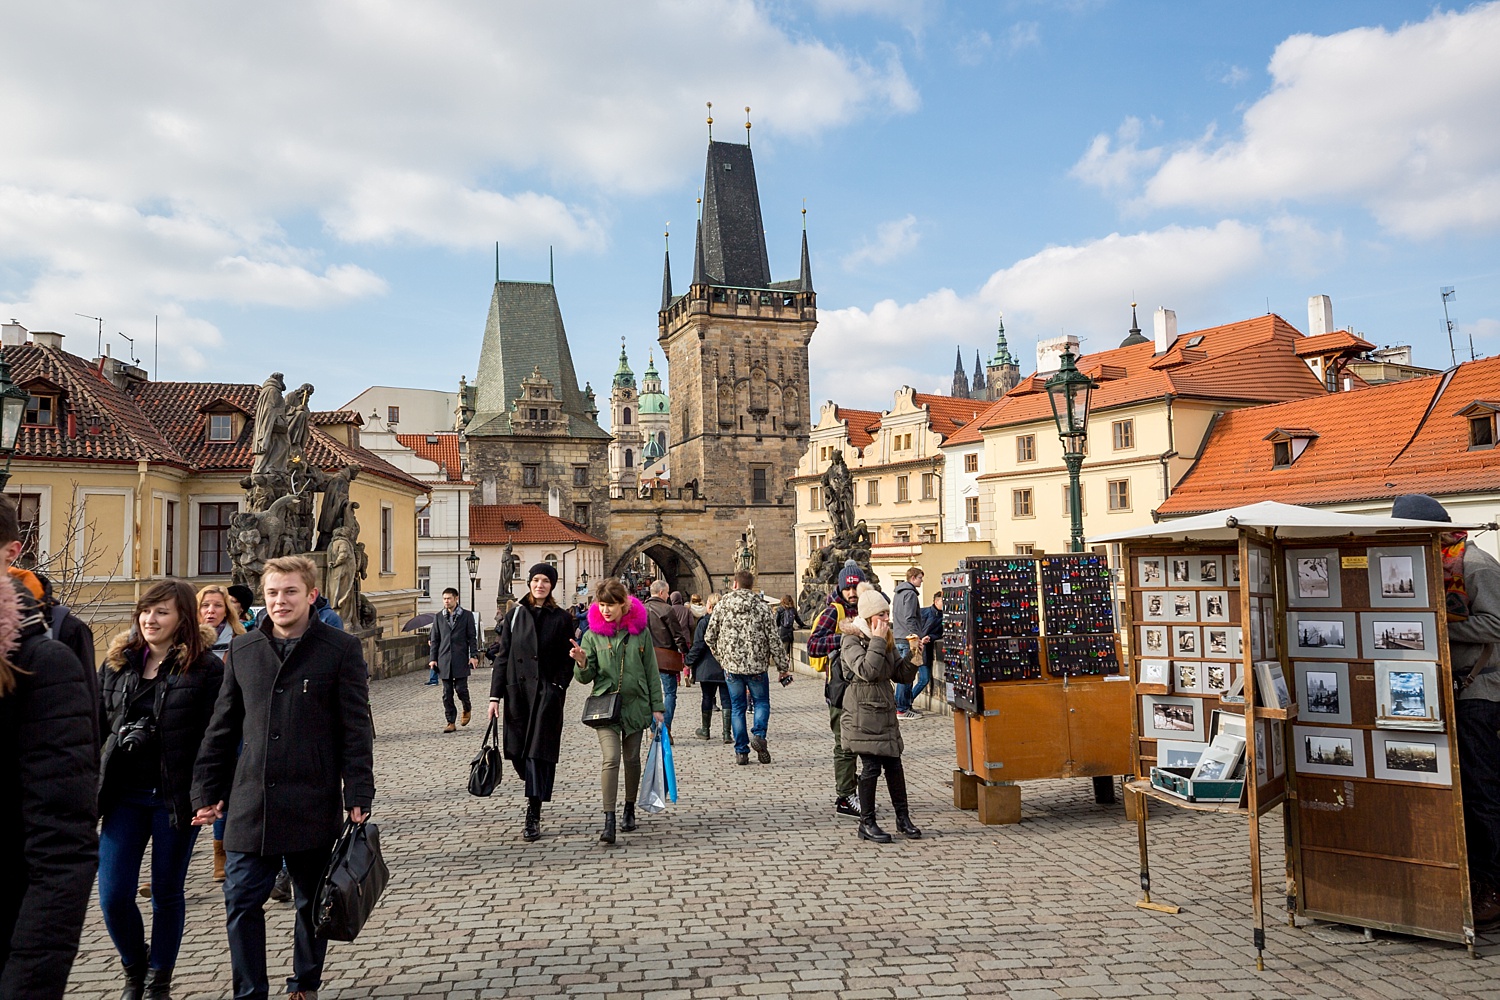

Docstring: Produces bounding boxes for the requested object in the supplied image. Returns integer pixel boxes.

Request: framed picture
[1287,611,1357,660]
[1254,659,1292,709]
[1157,739,1208,769]
[1204,660,1231,696]
[1261,597,1278,658]
[1371,730,1451,786]
[1366,546,1429,608]
[1142,694,1206,741]
[1139,625,1168,656]
[1173,660,1204,694]
[1360,612,1439,660]
[1285,548,1342,608]
[1293,661,1351,725]
[1374,660,1443,729]
[1294,724,1368,778]
[1249,603,1263,658]
[1143,591,1168,620]
[1172,626,1200,657]
[1192,735,1245,782]
[1170,557,1192,585]
[1138,658,1170,688]
[1137,555,1166,589]
[1211,707,1246,742]
[1199,591,1231,623]
[1252,545,1274,593]
[1169,591,1198,621]
[1193,556,1223,585]
[1270,721,1286,778]
[1253,722,1269,784]
[1204,626,1233,659]
[1229,555,1241,586]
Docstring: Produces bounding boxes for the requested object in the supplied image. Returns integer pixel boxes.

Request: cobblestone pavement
[67,667,1500,999]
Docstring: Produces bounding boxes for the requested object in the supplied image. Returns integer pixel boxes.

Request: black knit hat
[228,584,255,611]
[527,563,559,587]
[1392,494,1451,523]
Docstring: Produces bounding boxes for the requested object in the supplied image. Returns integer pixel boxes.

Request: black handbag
[468,716,502,796]
[580,633,624,729]
[314,819,390,942]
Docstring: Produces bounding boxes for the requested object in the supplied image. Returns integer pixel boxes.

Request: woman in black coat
[487,563,576,842]
[97,579,223,1000]
[684,594,732,743]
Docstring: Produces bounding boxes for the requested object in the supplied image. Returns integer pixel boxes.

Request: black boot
[143,967,173,1000]
[696,711,712,739]
[856,771,891,843]
[722,711,732,744]
[886,759,922,838]
[119,962,148,1000]
[621,801,637,832]
[523,797,541,842]
[600,811,616,845]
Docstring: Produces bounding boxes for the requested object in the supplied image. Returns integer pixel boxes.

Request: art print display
[1361,612,1438,660]
[1295,724,1368,778]
[1138,658,1170,688]
[1285,548,1343,608]
[1371,730,1451,786]
[1171,557,1192,584]
[1375,660,1443,729]
[1139,625,1168,656]
[1172,626,1200,657]
[1293,661,1351,726]
[1254,660,1293,710]
[1249,603,1262,659]
[1143,592,1168,620]
[1199,591,1230,623]
[1173,660,1203,694]
[1229,555,1241,586]
[1204,626,1240,660]
[1137,555,1166,589]
[1169,591,1198,621]
[1193,556,1223,585]
[1191,732,1246,782]
[1157,739,1207,769]
[1287,611,1356,659]
[1204,661,1230,696]
[1253,545,1274,593]
[1142,694,1206,741]
[1270,721,1286,778]
[1254,723,1269,784]
[1366,545,1429,608]
[1211,708,1247,743]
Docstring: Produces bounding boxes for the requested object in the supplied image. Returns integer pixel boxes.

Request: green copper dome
[612,339,635,389]
[638,351,669,414]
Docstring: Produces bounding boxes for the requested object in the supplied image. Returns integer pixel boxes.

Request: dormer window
[1265,427,1319,468]
[1456,402,1500,451]
[24,394,56,427]
[208,413,234,441]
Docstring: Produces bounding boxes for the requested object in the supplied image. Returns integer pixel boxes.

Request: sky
[3,1,1499,418]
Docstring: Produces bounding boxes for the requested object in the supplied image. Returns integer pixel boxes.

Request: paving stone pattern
[68,668,1500,999]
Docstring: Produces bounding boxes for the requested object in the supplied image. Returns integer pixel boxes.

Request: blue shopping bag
[660,724,677,804]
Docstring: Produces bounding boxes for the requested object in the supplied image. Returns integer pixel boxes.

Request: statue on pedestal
[796,451,878,620]
[285,383,314,469]
[734,521,758,576]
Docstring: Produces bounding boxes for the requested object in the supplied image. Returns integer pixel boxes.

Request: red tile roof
[396,432,465,482]
[833,406,882,451]
[469,504,605,546]
[1294,330,1375,358]
[312,409,365,426]
[911,393,987,441]
[1158,355,1500,515]
[941,397,1008,447]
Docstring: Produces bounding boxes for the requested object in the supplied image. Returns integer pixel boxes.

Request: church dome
[638,351,670,413]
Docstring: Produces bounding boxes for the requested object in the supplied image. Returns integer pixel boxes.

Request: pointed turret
[613,338,636,389]
[986,314,1022,399]
[692,218,707,287]
[1119,302,1150,348]
[696,140,772,287]
[990,316,1017,367]
[950,347,970,399]
[799,227,813,293]
[660,235,673,312]
[972,351,986,395]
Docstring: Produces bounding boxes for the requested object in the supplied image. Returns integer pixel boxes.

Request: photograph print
[1295,723,1367,777]
[1138,658,1170,687]
[1285,548,1342,607]
[1373,620,1425,651]
[1171,558,1191,584]
[1204,662,1229,695]
[1193,556,1222,585]
[1381,557,1415,599]
[1229,556,1241,586]
[1140,625,1167,655]
[1174,660,1202,694]
[1288,612,1356,659]
[1375,660,1442,729]
[1143,694,1205,741]
[1137,555,1165,588]
[1360,612,1437,660]
[1372,730,1451,785]
[1153,700,1196,733]
[1366,546,1429,608]
[1173,626,1199,656]
[1144,592,1167,620]
[1207,628,1230,657]
[1170,591,1197,621]
[1293,661,1351,725]
[1157,739,1207,769]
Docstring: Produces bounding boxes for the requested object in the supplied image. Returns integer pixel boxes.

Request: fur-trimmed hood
[586,595,648,637]
[105,623,219,672]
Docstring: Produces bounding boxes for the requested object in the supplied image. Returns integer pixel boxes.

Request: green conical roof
[613,338,635,389]
[989,316,1017,368]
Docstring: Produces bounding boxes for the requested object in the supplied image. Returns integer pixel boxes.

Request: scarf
[1443,532,1471,621]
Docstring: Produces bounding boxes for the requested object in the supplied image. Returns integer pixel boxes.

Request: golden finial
[802,198,807,229]
[744,106,752,143]
[706,102,713,141]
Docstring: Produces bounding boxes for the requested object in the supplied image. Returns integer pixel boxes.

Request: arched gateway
[608,532,713,598]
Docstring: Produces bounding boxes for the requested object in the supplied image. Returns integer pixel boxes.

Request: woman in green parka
[570,578,665,845]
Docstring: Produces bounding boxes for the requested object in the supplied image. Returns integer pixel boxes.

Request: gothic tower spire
[950,346,970,399]
[972,350,986,395]
[660,229,673,313]
[1120,301,1150,347]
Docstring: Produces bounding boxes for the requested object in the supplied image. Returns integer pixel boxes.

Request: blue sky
[3,1,1497,416]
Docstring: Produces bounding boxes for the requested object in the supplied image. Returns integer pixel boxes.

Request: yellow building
[2,327,428,654]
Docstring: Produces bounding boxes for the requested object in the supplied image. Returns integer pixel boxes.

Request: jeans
[725,672,770,754]
[426,666,440,685]
[442,676,471,724]
[1459,699,1500,887]
[700,681,729,713]
[660,671,679,730]
[224,846,333,1000]
[596,727,645,811]
[898,662,933,713]
[97,788,201,970]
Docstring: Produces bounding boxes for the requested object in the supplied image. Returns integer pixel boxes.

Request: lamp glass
[0,390,24,452]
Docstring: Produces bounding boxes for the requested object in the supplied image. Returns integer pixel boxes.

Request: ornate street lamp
[578,569,590,595]
[465,548,480,610]
[0,346,30,491]
[1044,349,1096,553]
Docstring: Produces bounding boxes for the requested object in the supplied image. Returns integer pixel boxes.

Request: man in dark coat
[192,554,375,1000]
[429,587,479,733]
[0,498,98,1000]
[644,580,692,731]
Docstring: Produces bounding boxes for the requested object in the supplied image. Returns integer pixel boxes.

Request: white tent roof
[1088,500,1478,544]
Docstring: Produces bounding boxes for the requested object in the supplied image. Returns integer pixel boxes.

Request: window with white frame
[207,413,234,442]
[418,566,431,598]
[380,504,394,574]
[965,497,980,523]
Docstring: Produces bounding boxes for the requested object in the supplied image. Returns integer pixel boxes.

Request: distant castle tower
[608,340,643,488]
[985,315,1021,399]
[950,346,971,399]
[972,350,986,397]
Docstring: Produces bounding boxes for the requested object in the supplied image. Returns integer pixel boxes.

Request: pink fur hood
[587,595,649,637]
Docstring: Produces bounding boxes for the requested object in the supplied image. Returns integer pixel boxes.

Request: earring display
[1039,554,1115,634]
[1047,633,1120,677]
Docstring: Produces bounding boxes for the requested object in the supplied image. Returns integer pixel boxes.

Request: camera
[116,716,158,752]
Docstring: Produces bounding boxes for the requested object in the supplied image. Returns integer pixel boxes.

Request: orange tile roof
[312,409,365,426]
[1294,330,1375,357]
[469,504,605,546]
[834,406,882,450]
[1158,355,1500,515]
[396,432,465,482]
[943,397,1008,447]
[911,393,987,441]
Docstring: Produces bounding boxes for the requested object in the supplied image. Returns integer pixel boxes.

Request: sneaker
[270,868,292,902]
[736,752,750,766]
[835,794,860,817]
[750,736,771,764]
[896,710,919,721]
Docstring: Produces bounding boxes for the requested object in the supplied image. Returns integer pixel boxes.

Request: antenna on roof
[744,106,752,145]
[1441,286,1466,365]
[495,241,500,283]
[154,315,159,380]
[706,102,713,142]
[116,331,139,366]
[76,313,104,356]
[549,246,554,285]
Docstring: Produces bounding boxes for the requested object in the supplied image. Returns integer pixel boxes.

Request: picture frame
[1211,707,1246,742]
[1261,597,1278,658]
[1169,590,1198,621]
[1171,626,1200,657]
[1366,546,1429,608]
[1142,694,1206,741]
[1360,612,1439,661]
[1137,658,1170,690]
[1374,660,1443,730]
[1253,722,1269,784]
[1199,590,1230,623]
[1204,625,1238,660]
[1193,556,1223,586]
[1252,545,1274,594]
[1270,721,1286,778]
[1170,557,1192,585]
[1139,625,1168,656]
[1203,660,1231,696]
[1249,603,1263,659]
[1293,661,1351,726]
[1285,548,1342,608]
[1192,733,1246,782]
[1228,555,1241,586]
[1142,591,1168,620]
[1254,659,1293,710]
[1173,660,1204,694]
[1294,724,1368,778]
[1371,730,1451,786]
[1287,611,1357,660]
[1156,739,1208,769]
[1137,555,1166,589]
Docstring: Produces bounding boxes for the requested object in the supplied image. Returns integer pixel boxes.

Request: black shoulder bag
[314,818,390,942]
[467,716,502,797]
[580,633,624,729]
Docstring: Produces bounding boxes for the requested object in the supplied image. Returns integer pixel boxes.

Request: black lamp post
[1043,349,1096,554]
[465,548,480,610]
[0,346,31,492]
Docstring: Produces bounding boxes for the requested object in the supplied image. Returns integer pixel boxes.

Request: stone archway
[609,532,715,597]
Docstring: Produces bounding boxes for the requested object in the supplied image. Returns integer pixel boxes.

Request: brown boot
[461,709,472,726]
[212,838,226,882]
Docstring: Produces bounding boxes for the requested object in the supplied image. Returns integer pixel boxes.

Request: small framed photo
[1261,597,1278,658]
[1254,659,1292,709]
[1253,545,1274,593]
[1375,660,1443,729]
[1173,660,1204,694]
[1294,724,1368,778]
[1293,661,1351,725]
[1249,603,1263,659]
[1229,555,1241,586]
[1142,694,1206,741]
[1137,658,1170,689]
[1199,591,1230,623]
[1172,626,1200,657]
[1253,722,1269,784]
[1204,660,1231,696]
[1137,555,1166,589]
[1270,721,1286,778]
[1170,557,1192,585]
[1157,739,1208,769]
[1360,612,1438,660]
[1366,546,1429,608]
[1139,625,1168,656]
[1204,626,1232,659]
[1169,591,1198,621]
[1286,548,1342,607]
[1211,707,1247,742]
[1372,730,1451,786]
[1191,736,1245,782]
[1193,556,1223,585]
[1287,611,1356,660]
[1143,592,1168,620]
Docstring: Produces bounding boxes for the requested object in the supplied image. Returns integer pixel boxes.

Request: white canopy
[1088,500,1479,544]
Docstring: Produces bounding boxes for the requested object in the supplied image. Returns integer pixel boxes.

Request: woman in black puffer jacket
[97,580,223,1000]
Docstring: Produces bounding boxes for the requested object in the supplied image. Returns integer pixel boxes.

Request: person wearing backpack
[806,562,865,818]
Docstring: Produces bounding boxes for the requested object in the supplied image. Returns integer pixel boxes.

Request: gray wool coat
[838,628,918,758]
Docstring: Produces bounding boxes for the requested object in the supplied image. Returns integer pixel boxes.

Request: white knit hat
[857,589,890,619]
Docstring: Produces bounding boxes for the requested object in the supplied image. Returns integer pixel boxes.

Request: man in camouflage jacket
[705,571,789,765]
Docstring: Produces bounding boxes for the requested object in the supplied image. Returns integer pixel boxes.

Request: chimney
[1035,334,1081,375]
[1308,295,1333,337]
[548,486,561,518]
[1,320,27,347]
[31,331,64,349]
[1153,308,1177,354]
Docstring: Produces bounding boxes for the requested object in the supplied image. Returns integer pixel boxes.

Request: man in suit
[192,554,375,1000]
[429,587,479,733]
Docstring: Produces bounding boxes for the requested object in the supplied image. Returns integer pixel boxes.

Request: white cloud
[842,215,921,270]
[1007,21,1042,54]
[1219,64,1250,86]
[1078,4,1500,238]
[1070,117,1164,195]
